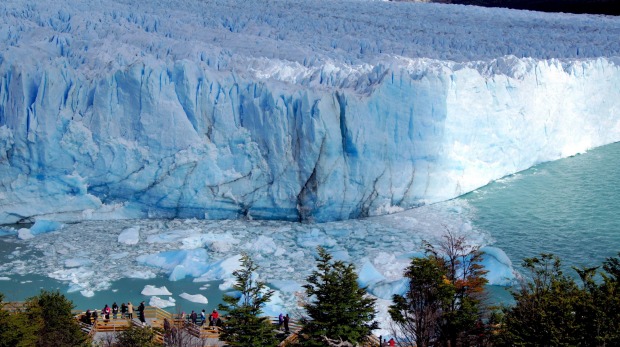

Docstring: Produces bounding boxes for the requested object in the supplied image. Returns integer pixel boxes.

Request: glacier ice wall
[1,0,620,223]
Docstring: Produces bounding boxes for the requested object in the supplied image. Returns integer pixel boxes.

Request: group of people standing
[187,308,221,327]
[81,301,147,325]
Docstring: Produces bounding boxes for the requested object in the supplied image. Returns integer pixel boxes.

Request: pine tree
[499,254,581,346]
[0,293,38,347]
[115,324,160,347]
[24,290,91,347]
[217,253,278,347]
[299,247,378,346]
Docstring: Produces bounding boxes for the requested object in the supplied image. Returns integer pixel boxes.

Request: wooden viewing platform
[6,302,381,346]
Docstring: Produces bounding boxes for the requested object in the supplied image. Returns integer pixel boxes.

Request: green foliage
[299,247,378,346]
[115,324,160,347]
[389,257,454,347]
[390,230,488,347]
[24,290,91,347]
[498,254,580,345]
[498,253,620,346]
[0,293,38,347]
[425,231,489,346]
[217,253,278,347]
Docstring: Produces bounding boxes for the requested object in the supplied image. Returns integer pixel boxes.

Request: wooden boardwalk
[5,302,379,346]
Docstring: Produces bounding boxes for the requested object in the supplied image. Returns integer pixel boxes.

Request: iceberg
[149,296,176,309]
[179,293,209,304]
[141,285,172,296]
[137,249,209,281]
[118,227,140,245]
[0,0,619,224]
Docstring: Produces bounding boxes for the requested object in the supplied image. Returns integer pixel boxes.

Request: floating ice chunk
[137,249,209,280]
[329,249,351,261]
[80,289,95,297]
[357,259,386,288]
[141,285,172,296]
[146,230,194,244]
[149,296,176,308]
[30,220,64,235]
[65,258,92,268]
[243,235,277,254]
[262,290,285,317]
[118,227,140,245]
[269,280,303,293]
[367,279,408,300]
[296,228,337,248]
[0,227,16,236]
[110,252,129,260]
[199,233,240,253]
[219,278,237,291]
[17,228,34,240]
[127,270,156,279]
[194,254,242,282]
[480,246,517,286]
[0,277,10,280]
[179,293,209,304]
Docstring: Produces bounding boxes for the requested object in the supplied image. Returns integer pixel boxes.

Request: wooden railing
[94,318,131,332]
[1,301,25,313]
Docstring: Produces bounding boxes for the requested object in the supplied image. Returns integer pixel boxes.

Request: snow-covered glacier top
[1,0,620,223]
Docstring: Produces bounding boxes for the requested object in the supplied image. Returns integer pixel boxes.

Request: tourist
[283,314,290,334]
[84,309,92,325]
[121,302,127,318]
[388,337,395,347]
[112,302,119,319]
[201,309,206,326]
[127,302,133,319]
[103,304,111,320]
[210,309,219,327]
[138,301,146,324]
[190,310,198,324]
[278,313,284,330]
[92,309,98,322]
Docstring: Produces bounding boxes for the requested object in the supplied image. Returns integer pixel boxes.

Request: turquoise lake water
[463,141,620,275]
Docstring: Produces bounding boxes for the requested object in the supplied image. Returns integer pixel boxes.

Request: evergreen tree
[0,293,38,347]
[596,253,620,344]
[499,254,581,346]
[217,253,278,347]
[498,253,620,346]
[24,290,91,347]
[115,324,160,347]
[299,247,378,346]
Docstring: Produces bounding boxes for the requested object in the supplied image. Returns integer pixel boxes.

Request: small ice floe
[179,293,208,304]
[149,296,176,308]
[141,285,172,296]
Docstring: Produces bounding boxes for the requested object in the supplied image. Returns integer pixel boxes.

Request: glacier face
[1,0,620,223]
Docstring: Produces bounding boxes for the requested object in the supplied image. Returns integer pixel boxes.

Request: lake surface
[462,141,620,275]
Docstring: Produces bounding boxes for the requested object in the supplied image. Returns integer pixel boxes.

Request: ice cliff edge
[1,0,620,223]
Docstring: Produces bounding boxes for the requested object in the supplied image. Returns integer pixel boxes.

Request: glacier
[1,0,620,223]
[1,0,620,224]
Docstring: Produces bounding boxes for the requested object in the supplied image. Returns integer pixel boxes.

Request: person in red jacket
[210,309,219,326]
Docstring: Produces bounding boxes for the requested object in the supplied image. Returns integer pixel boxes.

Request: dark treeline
[391,0,620,16]
[443,0,620,16]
